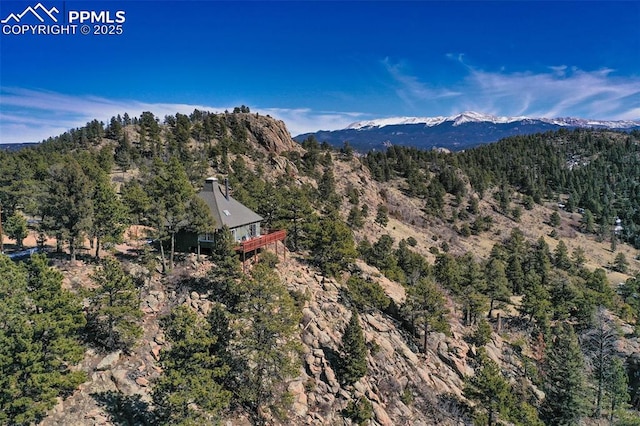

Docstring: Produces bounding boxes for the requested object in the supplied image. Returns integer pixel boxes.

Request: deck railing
[236,229,286,253]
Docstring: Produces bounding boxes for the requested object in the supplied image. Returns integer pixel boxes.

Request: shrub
[342,397,373,425]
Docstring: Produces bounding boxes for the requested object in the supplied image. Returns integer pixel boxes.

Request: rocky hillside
[2,110,639,425]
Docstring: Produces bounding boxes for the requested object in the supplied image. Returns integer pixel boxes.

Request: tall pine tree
[0,255,86,424]
[87,258,143,351]
[339,309,368,386]
[153,305,231,425]
[230,264,302,424]
[541,323,589,425]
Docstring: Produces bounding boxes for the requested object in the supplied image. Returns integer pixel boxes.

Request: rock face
[42,248,529,426]
[95,351,121,371]
[279,257,480,425]
[221,112,301,154]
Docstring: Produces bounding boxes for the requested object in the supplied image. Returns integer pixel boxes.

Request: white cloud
[462,66,640,120]
[383,58,640,121]
[259,107,365,136]
[0,88,365,143]
[382,58,462,107]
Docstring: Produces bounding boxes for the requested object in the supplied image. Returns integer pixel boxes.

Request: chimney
[204,177,217,192]
[225,178,229,200]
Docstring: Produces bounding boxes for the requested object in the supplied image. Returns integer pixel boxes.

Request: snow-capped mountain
[345,111,640,130]
[295,112,640,151]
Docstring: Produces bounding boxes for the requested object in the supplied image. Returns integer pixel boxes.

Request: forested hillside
[365,129,640,247]
[0,110,639,426]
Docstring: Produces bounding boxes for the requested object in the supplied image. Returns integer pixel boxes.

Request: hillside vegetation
[0,109,639,425]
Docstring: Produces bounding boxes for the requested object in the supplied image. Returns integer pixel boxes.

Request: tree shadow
[114,248,146,262]
[91,391,156,426]
[320,345,344,384]
[436,392,472,425]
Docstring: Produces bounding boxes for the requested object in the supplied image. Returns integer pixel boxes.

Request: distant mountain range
[0,142,39,152]
[294,111,640,151]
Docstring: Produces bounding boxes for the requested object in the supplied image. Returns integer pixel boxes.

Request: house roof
[198,178,263,230]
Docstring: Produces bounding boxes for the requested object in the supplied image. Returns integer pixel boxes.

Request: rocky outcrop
[42,252,531,426]
[221,112,301,154]
[96,351,121,371]
[278,257,481,425]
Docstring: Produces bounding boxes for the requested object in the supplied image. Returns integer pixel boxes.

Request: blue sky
[1,1,639,143]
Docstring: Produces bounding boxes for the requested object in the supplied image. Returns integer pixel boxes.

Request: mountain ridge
[346,111,640,130]
[295,111,640,151]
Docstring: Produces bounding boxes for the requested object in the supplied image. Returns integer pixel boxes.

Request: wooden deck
[236,229,286,254]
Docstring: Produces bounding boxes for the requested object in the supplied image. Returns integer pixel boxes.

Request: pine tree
[464,350,512,426]
[339,309,368,386]
[91,173,129,259]
[405,277,450,352]
[41,157,93,261]
[523,195,535,210]
[120,179,151,224]
[4,212,27,249]
[582,209,595,233]
[532,237,552,283]
[375,204,389,227]
[310,212,357,277]
[187,196,216,239]
[204,228,244,317]
[571,246,587,270]
[0,255,86,424]
[473,318,493,346]
[434,253,461,293]
[114,133,132,172]
[484,258,511,318]
[347,206,364,229]
[604,357,629,423]
[582,307,619,418]
[460,259,489,325]
[541,323,589,425]
[342,396,373,425]
[506,254,525,294]
[613,252,629,273]
[153,306,231,425]
[87,258,143,351]
[318,167,337,201]
[230,264,302,424]
[519,271,551,324]
[554,240,572,270]
[145,157,195,271]
[280,185,315,252]
[346,275,390,312]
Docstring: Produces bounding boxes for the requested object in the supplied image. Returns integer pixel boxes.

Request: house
[200,177,263,242]
[176,177,287,269]
[175,177,264,254]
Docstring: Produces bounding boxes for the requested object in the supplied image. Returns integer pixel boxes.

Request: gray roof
[198,181,263,230]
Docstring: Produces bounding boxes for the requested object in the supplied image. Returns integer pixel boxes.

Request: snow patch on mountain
[346,111,640,130]
[346,116,447,129]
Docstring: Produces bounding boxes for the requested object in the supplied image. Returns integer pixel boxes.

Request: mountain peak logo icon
[1,3,59,24]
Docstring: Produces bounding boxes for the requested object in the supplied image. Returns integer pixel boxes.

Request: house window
[231,228,237,241]
[199,233,214,242]
[249,223,257,238]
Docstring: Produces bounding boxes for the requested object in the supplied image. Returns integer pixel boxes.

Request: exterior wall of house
[174,221,261,252]
[230,222,261,242]
[172,231,213,253]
